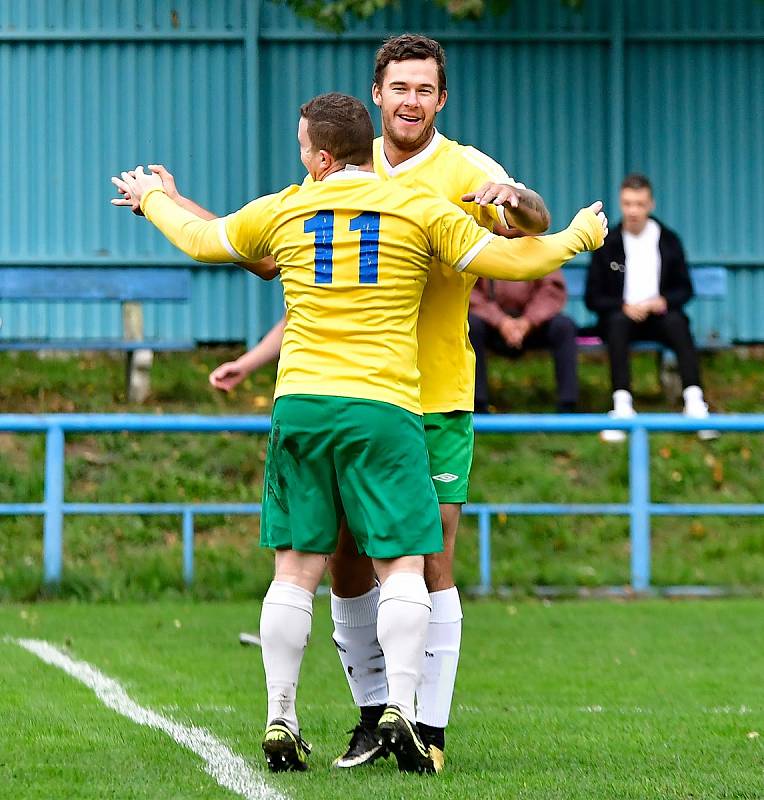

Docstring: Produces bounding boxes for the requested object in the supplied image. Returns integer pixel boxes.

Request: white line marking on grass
[13,638,285,800]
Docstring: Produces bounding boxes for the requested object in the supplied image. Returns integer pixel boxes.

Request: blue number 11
[304,210,381,285]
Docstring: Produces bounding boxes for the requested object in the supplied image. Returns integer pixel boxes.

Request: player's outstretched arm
[209,318,286,392]
[465,203,608,280]
[112,166,278,280]
[115,167,235,262]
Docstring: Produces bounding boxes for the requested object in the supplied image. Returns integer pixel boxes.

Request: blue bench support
[1,413,763,594]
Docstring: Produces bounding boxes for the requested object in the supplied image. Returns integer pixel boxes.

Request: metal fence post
[629,424,651,592]
[478,509,492,595]
[182,510,194,587]
[43,425,65,586]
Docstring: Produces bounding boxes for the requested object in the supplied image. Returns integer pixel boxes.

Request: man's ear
[435,89,447,113]
[371,82,382,108]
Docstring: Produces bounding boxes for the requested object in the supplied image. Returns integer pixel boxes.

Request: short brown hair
[374,33,447,94]
[299,93,374,167]
[621,173,653,194]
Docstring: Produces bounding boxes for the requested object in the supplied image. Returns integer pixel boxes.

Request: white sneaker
[682,386,719,441]
[600,390,635,443]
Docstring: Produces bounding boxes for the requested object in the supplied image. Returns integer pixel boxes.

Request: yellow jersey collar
[378,130,444,177]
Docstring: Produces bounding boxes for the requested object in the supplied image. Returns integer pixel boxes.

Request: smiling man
[328,34,552,772]
[116,89,606,774]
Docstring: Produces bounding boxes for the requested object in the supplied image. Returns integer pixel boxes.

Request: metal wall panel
[2,0,763,345]
[625,42,764,263]
[624,0,764,34]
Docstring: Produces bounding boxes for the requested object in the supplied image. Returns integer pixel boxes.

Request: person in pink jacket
[468,270,578,412]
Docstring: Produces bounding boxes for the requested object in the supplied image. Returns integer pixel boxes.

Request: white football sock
[377,572,431,722]
[416,587,463,728]
[331,586,388,707]
[259,580,313,734]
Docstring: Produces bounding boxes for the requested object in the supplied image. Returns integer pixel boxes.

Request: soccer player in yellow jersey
[119,92,605,773]
[113,33,563,772]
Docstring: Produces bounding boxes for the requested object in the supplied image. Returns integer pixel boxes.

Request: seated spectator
[585,173,716,441]
[468,272,578,412]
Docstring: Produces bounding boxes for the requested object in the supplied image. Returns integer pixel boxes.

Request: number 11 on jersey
[304,210,380,285]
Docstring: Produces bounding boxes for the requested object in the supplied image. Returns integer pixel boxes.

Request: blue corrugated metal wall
[1,0,762,345]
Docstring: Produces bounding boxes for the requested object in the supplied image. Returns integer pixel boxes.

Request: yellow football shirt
[141,173,601,415]
[373,131,515,413]
[219,171,496,414]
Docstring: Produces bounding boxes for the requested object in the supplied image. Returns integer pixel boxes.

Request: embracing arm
[140,188,236,263]
[502,186,551,233]
[113,165,277,278]
[465,206,606,281]
[463,183,551,234]
[166,186,277,278]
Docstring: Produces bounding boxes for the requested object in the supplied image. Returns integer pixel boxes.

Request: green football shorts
[423,411,474,504]
[260,395,443,559]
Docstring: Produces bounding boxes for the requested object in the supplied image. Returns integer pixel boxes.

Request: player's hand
[118,166,163,208]
[147,164,182,201]
[112,164,182,216]
[463,182,525,209]
[492,222,528,239]
[209,361,247,392]
[586,201,609,239]
[111,171,144,216]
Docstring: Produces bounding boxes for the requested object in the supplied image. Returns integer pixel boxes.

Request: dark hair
[299,93,374,166]
[620,173,653,194]
[373,33,447,94]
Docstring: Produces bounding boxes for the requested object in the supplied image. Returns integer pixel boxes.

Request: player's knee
[273,551,327,592]
[424,550,455,592]
[425,504,460,591]
[328,543,376,597]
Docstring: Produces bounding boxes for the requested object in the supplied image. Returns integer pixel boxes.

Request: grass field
[1,348,763,599]
[2,598,763,799]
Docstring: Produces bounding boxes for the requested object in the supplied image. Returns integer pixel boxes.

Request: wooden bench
[0,267,194,402]
[564,265,731,402]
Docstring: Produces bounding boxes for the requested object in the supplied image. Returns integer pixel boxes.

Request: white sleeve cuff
[217,216,244,261]
[455,233,495,272]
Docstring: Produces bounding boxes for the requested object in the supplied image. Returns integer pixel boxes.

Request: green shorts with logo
[423,411,474,504]
[261,395,443,559]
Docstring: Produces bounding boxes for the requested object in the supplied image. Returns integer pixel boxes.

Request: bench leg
[126,348,154,403]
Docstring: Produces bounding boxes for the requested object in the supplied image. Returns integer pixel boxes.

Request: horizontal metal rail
[0,413,762,593]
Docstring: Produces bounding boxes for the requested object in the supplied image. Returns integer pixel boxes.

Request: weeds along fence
[1,413,763,595]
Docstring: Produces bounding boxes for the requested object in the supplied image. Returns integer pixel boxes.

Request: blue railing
[1,413,763,594]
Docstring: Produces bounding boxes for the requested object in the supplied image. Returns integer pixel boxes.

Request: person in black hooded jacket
[585,173,716,441]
